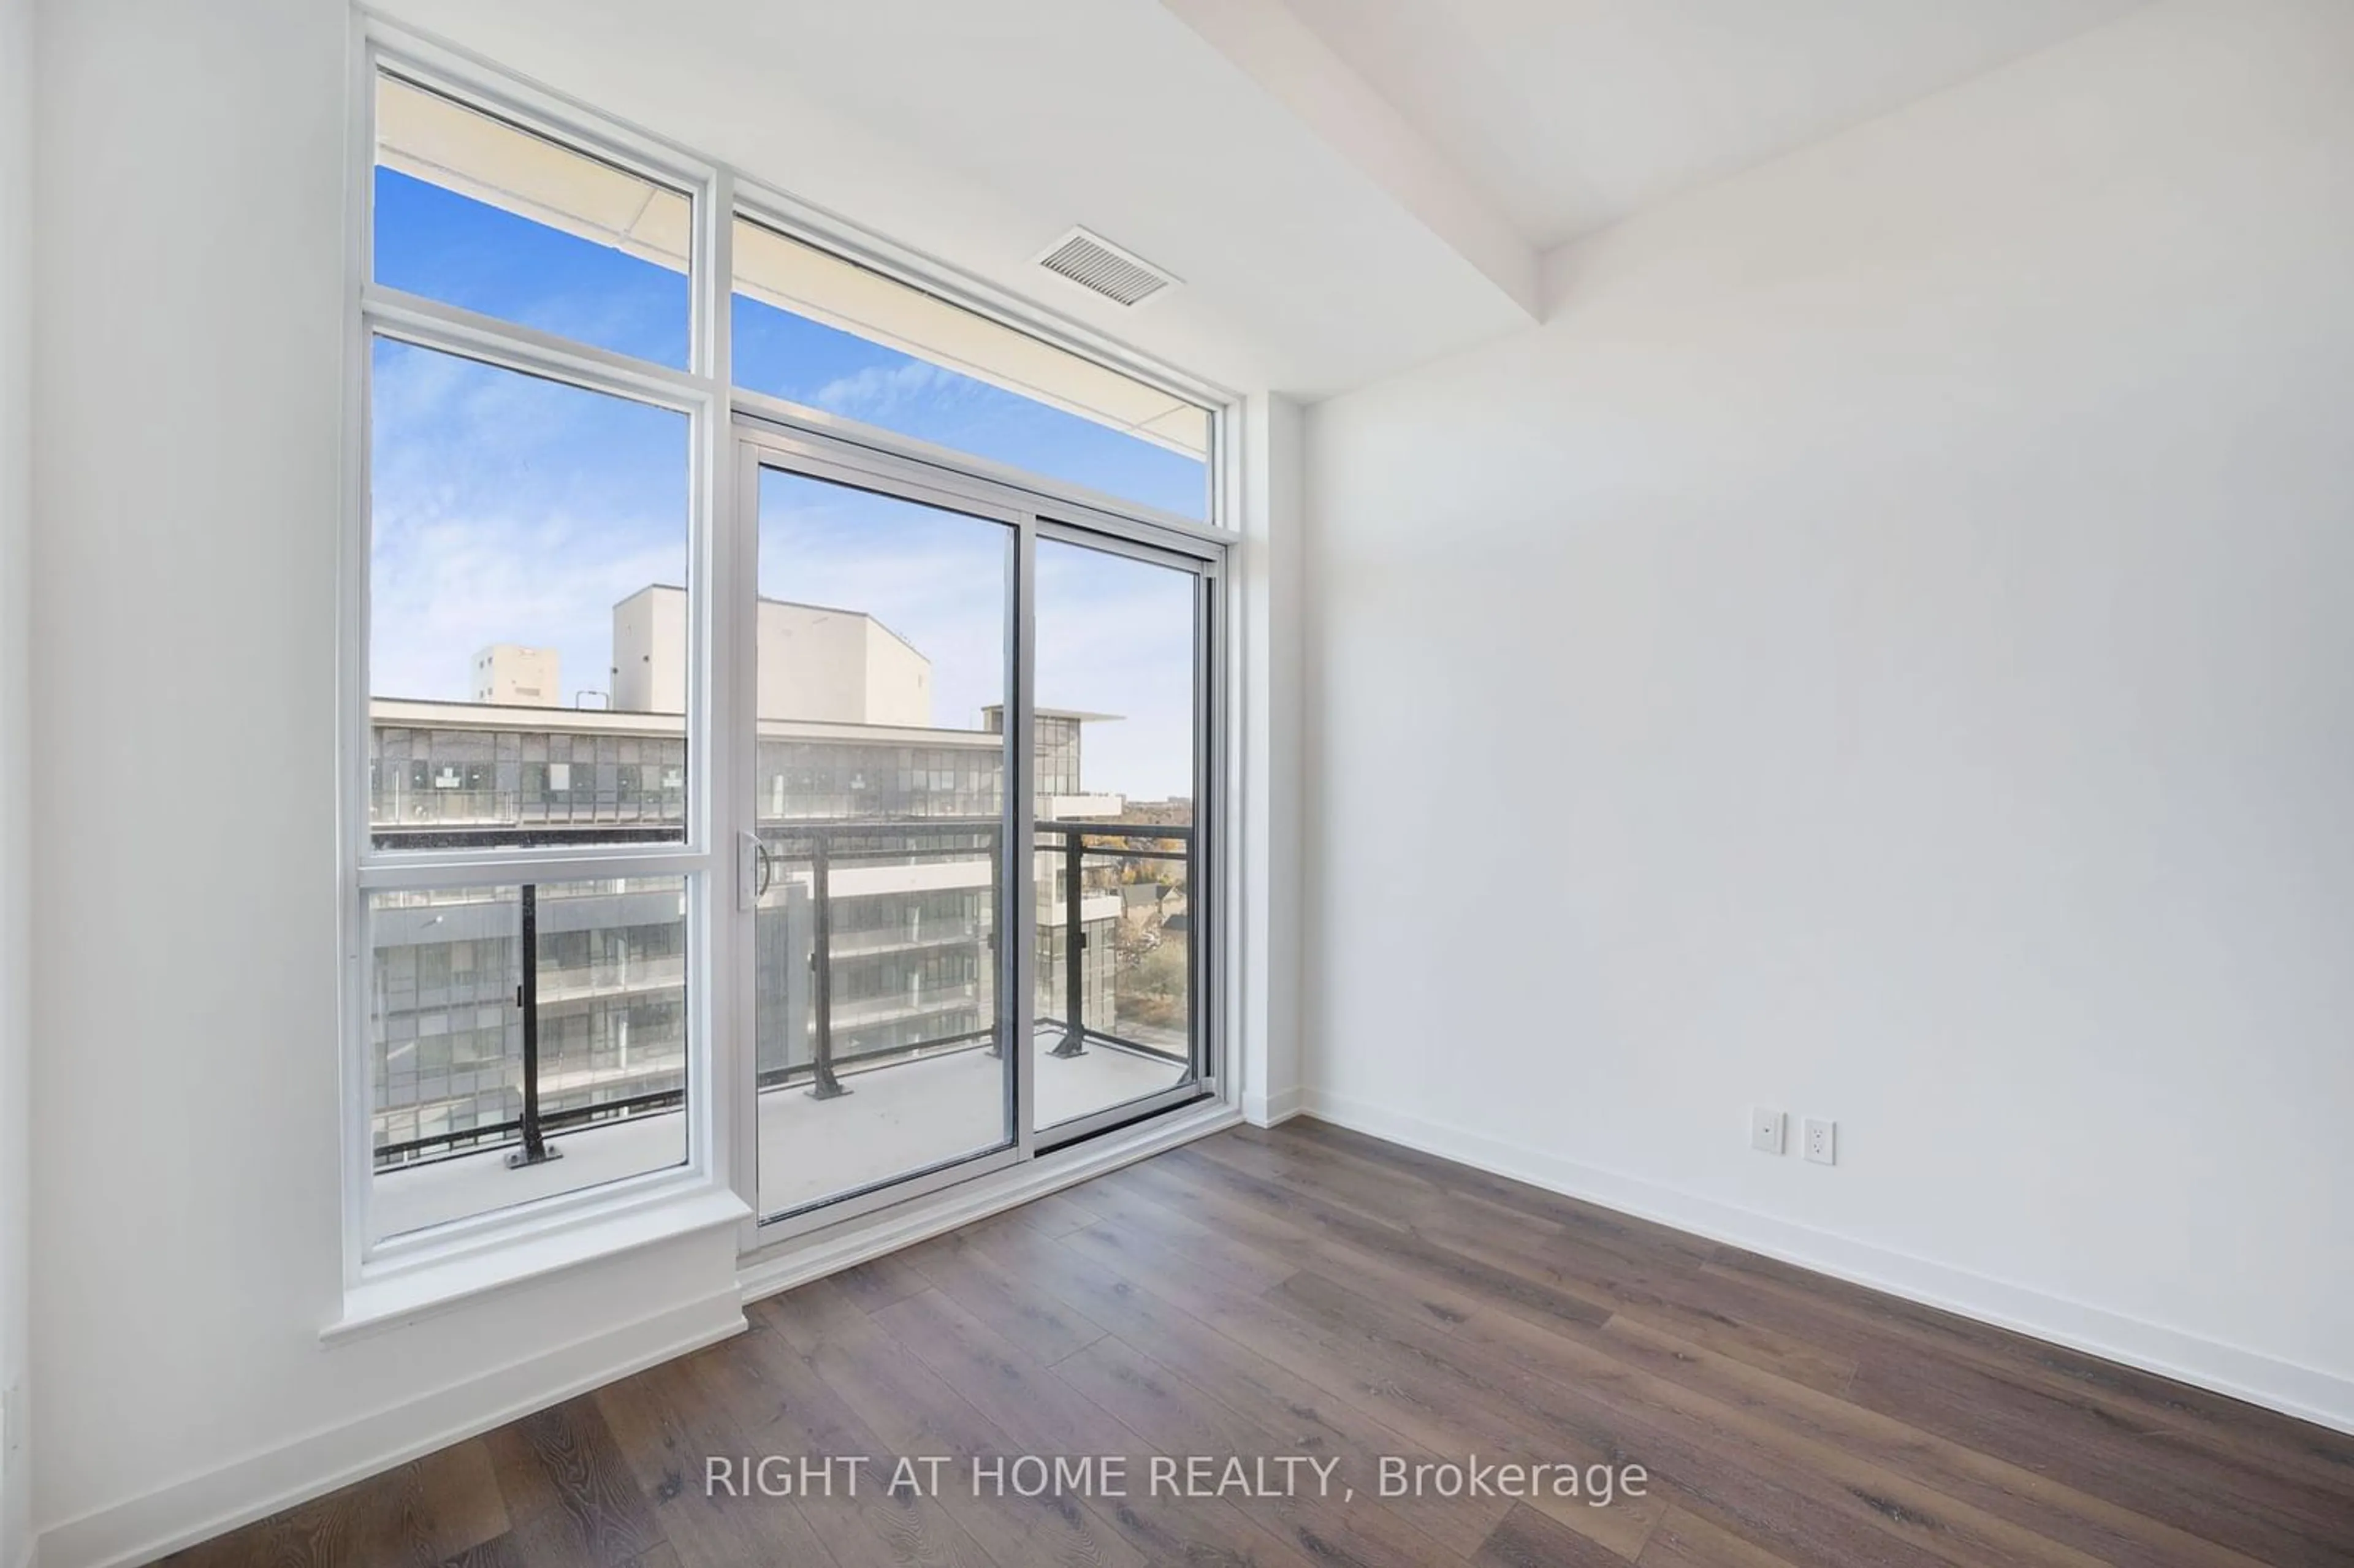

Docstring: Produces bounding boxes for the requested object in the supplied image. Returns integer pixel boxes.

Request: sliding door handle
[738,831,771,910]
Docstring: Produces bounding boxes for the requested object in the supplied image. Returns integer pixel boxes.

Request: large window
[355,65,715,1252]
[349,37,1229,1273]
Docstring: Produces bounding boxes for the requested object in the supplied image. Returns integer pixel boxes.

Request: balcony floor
[758,1027,1192,1216]
[371,1029,1190,1239]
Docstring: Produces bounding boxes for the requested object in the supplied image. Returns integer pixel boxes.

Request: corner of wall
[1288,0,2354,1439]
[0,0,34,1550]
[1236,392,1304,1128]
[1240,1087,1303,1127]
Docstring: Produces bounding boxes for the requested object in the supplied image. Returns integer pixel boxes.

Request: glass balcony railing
[1034,821,1193,1068]
[368,877,690,1182]
[368,820,1194,1179]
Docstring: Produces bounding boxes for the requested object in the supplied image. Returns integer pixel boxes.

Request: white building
[612,583,932,725]
[468,643,559,707]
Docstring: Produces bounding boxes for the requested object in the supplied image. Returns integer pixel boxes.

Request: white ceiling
[1273,0,2152,248]
[373,0,2151,401]
[375,0,1535,402]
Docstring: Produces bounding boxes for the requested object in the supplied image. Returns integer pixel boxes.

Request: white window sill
[323,1184,752,1346]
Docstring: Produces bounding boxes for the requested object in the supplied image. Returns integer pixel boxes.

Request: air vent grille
[1035,227,1177,307]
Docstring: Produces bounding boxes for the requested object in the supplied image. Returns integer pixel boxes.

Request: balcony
[368,1027,1190,1238]
[368,819,1197,1239]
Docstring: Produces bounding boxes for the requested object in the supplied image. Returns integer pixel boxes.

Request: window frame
[1026,516,1225,1155]
[722,416,1230,1249]
[343,36,737,1287]
[340,18,1241,1306]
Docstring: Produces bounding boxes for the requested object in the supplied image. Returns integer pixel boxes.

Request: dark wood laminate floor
[173,1119,2354,1567]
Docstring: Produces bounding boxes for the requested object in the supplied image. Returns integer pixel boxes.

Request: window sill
[323,1184,752,1346]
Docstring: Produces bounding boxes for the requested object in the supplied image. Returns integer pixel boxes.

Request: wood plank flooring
[171,1119,2354,1567]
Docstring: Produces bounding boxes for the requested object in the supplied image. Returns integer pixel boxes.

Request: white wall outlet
[1805,1117,1837,1165]
[1750,1107,1786,1154]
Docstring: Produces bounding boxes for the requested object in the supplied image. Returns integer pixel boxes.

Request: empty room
[2,0,2350,1564]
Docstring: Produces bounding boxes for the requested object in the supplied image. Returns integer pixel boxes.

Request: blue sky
[370,168,1201,799]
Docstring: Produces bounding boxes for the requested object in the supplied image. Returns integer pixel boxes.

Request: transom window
[731,218,1211,518]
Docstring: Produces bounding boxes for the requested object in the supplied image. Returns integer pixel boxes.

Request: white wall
[1239,392,1303,1126]
[1301,0,2354,1431]
[1,0,34,1559]
[29,6,742,1565]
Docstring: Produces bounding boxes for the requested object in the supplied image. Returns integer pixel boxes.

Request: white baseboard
[37,1099,1246,1568]
[1299,1087,2354,1438]
[1241,1084,1302,1127]
[36,1288,747,1568]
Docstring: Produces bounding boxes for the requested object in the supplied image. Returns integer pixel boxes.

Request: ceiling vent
[1034,227,1178,308]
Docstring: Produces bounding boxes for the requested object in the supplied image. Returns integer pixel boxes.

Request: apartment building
[367,591,1156,1214]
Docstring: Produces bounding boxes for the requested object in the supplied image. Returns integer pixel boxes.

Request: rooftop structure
[612,585,934,727]
[470,643,560,706]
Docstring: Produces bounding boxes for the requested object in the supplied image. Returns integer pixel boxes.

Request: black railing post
[507,882,562,1167]
[1051,828,1088,1057]
[808,832,849,1099]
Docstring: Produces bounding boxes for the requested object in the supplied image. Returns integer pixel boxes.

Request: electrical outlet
[1750,1107,1786,1154]
[1805,1117,1837,1165]
[2,1380,19,1454]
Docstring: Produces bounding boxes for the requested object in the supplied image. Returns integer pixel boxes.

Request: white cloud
[809,359,973,422]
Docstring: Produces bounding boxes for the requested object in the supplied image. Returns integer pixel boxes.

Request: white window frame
[337,31,743,1315]
[724,419,1232,1252]
[335,13,1244,1329]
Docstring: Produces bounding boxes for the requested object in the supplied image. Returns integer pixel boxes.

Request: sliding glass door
[738,424,1218,1233]
[1030,529,1210,1145]
[742,441,1022,1226]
